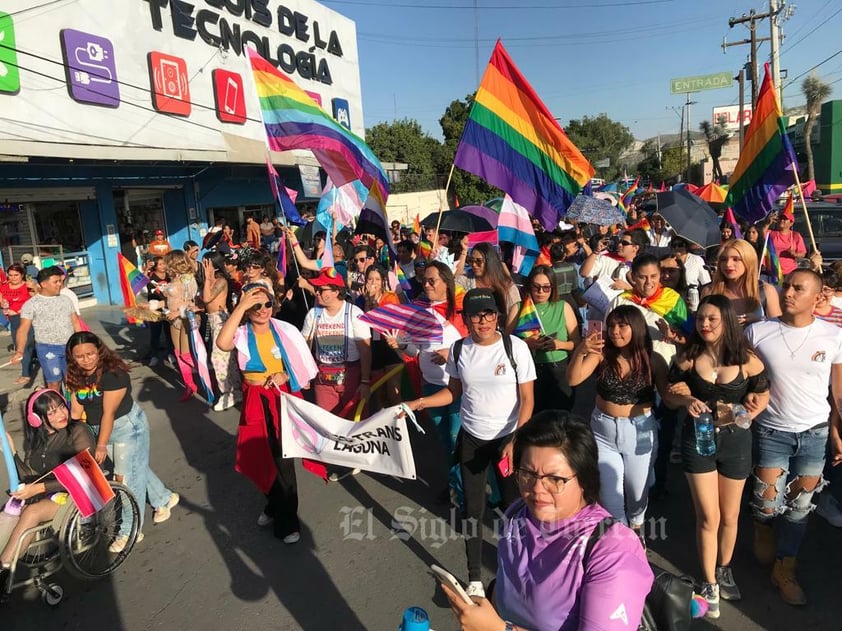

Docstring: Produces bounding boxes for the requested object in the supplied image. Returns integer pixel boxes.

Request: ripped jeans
[590,408,657,527]
[751,423,829,558]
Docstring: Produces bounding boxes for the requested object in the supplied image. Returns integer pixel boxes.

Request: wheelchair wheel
[58,482,141,580]
[42,583,63,606]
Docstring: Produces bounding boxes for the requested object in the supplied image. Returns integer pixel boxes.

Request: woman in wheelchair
[0,389,93,589]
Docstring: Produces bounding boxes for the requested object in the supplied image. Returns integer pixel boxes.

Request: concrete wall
[385,189,448,226]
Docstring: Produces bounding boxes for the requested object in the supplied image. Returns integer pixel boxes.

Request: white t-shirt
[682,253,711,289]
[61,287,81,315]
[301,303,371,365]
[746,318,842,431]
[586,254,627,282]
[648,229,672,247]
[446,334,536,440]
[408,314,463,387]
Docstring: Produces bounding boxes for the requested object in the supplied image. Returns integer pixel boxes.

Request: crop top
[596,367,654,405]
[668,362,769,405]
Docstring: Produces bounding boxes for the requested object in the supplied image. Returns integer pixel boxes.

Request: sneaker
[257,512,273,527]
[282,532,300,544]
[327,467,361,482]
[148,357,159,367]
[212,393,231,412]
[109,531,144,553]
[466,581,485,599]
[716,566,742,601]
[815,493,842,527]
[700,581,720,619]
[153,493,180,524]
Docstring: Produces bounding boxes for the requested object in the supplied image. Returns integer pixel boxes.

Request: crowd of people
[2,195,842,630]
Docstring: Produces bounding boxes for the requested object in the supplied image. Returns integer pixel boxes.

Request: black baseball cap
[462,288,500,317]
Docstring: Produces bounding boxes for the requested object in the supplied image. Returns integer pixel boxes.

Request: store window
[34,201,84,252]
[114,189,166,264]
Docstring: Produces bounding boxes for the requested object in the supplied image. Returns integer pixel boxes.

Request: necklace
[778,320,814,359]
[705,351,720,382]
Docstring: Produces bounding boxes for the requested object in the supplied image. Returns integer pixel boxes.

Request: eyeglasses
[248,301,273,311]
[467,258,485,265]
[618,241,634,247]
[423,277,439,286]
[532,284,552,292]
[515,468,577,494]
[354,257,368,263]
[468,310,498,323]
[314,287,339,294]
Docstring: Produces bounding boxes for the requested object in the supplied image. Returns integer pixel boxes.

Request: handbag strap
[582,516,619,569]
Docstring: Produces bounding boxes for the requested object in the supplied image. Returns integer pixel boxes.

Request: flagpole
[790,170,817,252]
[434,163,457,244]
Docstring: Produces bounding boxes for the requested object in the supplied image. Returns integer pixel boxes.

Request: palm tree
[699,116,729,182]
[801,74,832,182]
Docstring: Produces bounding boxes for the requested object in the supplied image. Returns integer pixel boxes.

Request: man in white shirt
[647,213,673,247]
[745,268,842,606]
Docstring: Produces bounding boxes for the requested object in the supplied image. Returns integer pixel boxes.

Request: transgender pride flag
[498,194,539,276]
[53,450,115,518]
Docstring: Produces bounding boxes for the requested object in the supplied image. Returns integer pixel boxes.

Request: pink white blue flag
[497,194,539,275]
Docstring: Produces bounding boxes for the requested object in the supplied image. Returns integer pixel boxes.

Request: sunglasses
[619,241,634,247]
[355,257,368,263]
[467,258,485,265]
[532,284,552,292]
[247,264,264,270]
[249,301,273,311]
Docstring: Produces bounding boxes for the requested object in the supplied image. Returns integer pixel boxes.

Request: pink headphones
[26,389,69,429]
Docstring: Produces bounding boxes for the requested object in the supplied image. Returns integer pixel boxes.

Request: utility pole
[737,68,746,147]
[686,95,697,183]
[769,0,782,105]
[725,9,773,108]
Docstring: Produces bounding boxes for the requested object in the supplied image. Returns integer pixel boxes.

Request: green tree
[439,94,499,206]
[366,118,442,193]
[801,73,832,182]
[564,114,634,181]
[636,139,663,182]
[699,115,729,182]
[661,146,687,181]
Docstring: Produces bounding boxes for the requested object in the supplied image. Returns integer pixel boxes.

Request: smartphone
[497,455,512,478]
[429,564,475,605]
[587,320,603,336]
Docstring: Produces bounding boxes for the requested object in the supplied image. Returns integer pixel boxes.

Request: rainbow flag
[417,240,433,260]
[622,286,690,332]
[247,48,389,203]
[453,40,593,231]
[513,295,543,339]
[413,214,421,236]
[394,262,412,292]
[627,216,651,232]
[761,233,784,285]
[725,63,798,223]
[117,253,149,325]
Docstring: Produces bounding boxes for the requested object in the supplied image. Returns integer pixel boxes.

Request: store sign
[60,29,120,107]
[712,105,752,132]
[299,164,322,197]
[144,0,343,86]
[212,68,246,124]
[148,51,191,115]
[0,13,21,94]
[332,97,350,130]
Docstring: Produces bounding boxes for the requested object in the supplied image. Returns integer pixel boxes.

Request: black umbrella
[655,189,721,248]
[420,210,493,233]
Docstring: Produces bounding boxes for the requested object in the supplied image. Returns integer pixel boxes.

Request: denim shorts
[681,419,752,480]
[35,342,66,383]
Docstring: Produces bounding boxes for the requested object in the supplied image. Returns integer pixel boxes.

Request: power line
[324,0,673,8]
[7,0,70,17]
[784,49,842,89]
[782,6,842,54]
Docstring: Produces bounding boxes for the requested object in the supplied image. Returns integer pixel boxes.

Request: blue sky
[322,0,842,142]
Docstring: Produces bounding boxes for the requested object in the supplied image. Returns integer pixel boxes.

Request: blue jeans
[92,403,172,531]
[9,315,34,378]
[423,381,463,502]
[751,423,829,558]
[590,408,657,527]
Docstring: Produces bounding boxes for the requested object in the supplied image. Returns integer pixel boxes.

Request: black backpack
[583,517,693,631]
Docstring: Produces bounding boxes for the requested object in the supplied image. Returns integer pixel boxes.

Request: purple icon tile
[60,29,119,107]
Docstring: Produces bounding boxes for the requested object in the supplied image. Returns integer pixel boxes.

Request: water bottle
[687,285,700,312]
[732,404,752,429]
[694,412,716,456]
[399,607,430,631]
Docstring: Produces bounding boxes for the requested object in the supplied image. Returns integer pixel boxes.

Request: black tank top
[668,364,748,405]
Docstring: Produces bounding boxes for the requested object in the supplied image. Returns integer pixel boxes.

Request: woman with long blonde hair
[163,249,199,400]
[702,239,781,326]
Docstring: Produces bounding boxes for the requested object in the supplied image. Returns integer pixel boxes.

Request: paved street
[2,307,842,630]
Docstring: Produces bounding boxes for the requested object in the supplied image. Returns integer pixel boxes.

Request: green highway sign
[670,72,733,95]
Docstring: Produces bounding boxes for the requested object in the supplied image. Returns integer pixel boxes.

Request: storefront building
[0,0,363,304]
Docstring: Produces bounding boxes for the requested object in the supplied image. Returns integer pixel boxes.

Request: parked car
[791,201,842,262]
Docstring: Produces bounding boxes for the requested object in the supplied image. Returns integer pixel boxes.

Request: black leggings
[458,429,519,582]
